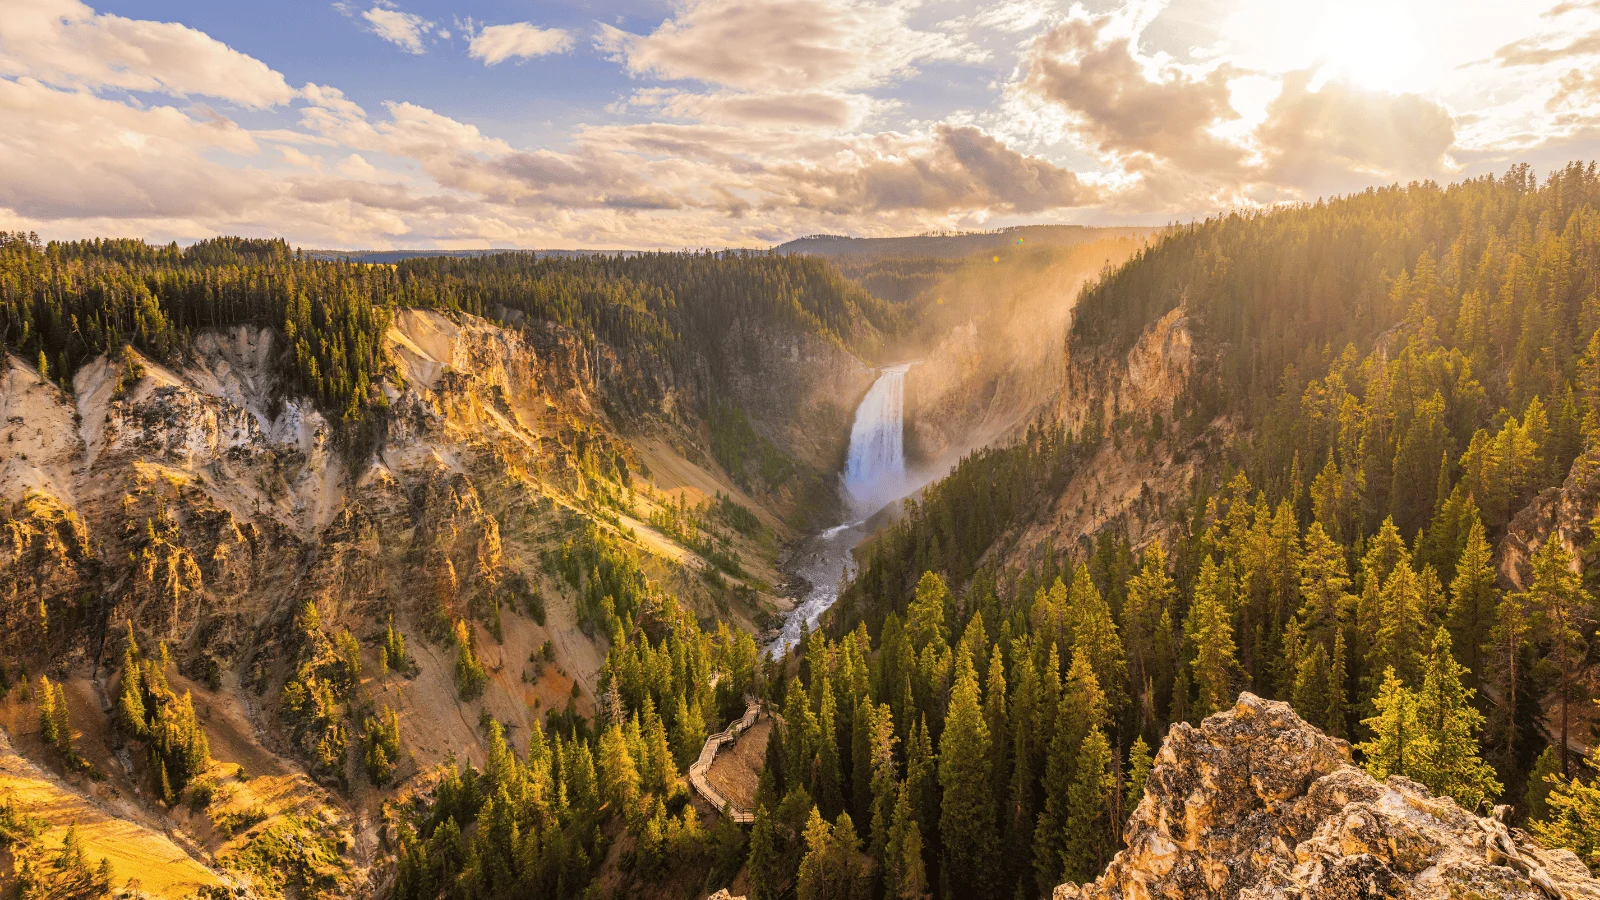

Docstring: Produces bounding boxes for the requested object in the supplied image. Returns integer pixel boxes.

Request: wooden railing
[688,698,762,824]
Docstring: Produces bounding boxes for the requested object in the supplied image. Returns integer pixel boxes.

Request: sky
[3,0,1599,250]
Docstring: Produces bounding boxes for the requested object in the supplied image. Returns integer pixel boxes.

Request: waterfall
[843,364,910,514]
[767,363,915,658]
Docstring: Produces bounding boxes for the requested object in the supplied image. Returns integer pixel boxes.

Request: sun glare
[1224,0,1434,94]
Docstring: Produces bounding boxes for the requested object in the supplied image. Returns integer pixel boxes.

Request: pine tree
[1326,629,1348,739]
[903,713,936,887]
[1357,667,1418,781]
[116,625,148,738]
[815,677,845,818]
[851,697,877,833]
[598,723,641,817]
[1525,746,1561,824]
[1066,563,1129,712]
[1532,771,1600,870]
[1291,643,1332,732]
[885,782,930,900]
[938,647,998,900]
[1484,587,1531,773]
[454,620,488,701]
[1447,517,1498,685]
[671,691,708,770]
[982,645,1009,802]
[1061,726,1115,884]
[1003,638,1039,895]
[38,676,63,750]
[1185,557,1238,720]
[1124,736,1154,817]
[1412,627,1500,809]
[1369,562,1427,689]
[908,572,950,654]
[748,802,784,900]
[1123,542,1176,727]
[1035,650,1106,894]
[1525,535,1593,774]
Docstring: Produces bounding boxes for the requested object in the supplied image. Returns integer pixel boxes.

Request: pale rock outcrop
[1056,693,1600,900]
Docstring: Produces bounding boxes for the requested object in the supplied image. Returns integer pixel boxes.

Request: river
[766,364,913,658]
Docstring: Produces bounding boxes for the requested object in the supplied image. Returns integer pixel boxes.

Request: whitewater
[767,364,914,657]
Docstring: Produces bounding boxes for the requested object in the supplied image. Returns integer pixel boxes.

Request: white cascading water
[767,364,914,657]
[843,363,911,515]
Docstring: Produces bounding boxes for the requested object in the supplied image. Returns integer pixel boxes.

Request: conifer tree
[1185,557,1239,720]
[1524,747,1561,824]
[908,573,950,654]
[1326,629,1349,739]
[1484,587,1531,773]
[983,645,1009,801]
[1358,667,1418,781]
[1034,651,1106,894]
[39,676,64,750]
[885,783,930,900]
[671,691,707,769]
[1525,535,1592,774]
[453,620,488,701]
[598,723,641,816]
[1412,627,1500,809]
[748,802,784,900]
[852,697,877,832]
[1004,638,1040,893]
[1061,726,1115,884]
[1124,736,1154,817]
[1447,518,1498,685]
[1291,643,1332,732]
[904,715,937,882]
[1369,562,1427,690]
[1532,771,1600,870]
[938,647,998,900]
[866,703,898,871]
[1066,564,1128,712]
[815,677,845,818]
[1123,542,1176,726]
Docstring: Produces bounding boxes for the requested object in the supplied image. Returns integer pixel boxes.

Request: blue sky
[2,0,1598,249]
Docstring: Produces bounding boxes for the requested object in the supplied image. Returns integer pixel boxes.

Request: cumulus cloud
[0,0,295,107]
[358,3,434,55]
[468,22,573,65]
[598,0,972,92]
[1255,73,1457,194]
[1021,14,1245,174]
[777,124,1097,214]
[0,77,264,219]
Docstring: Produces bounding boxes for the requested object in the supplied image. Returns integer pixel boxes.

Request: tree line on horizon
[0,235,900,453]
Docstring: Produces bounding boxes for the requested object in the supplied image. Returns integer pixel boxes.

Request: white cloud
[598,0,975,92]
[469,22,573,65]
[0,0,295,108]
[8,0,1600,250]
[1255,73,1458,194]
[360,4,434,55]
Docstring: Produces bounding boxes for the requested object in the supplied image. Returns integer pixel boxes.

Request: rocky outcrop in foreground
[1057,693,1600,900]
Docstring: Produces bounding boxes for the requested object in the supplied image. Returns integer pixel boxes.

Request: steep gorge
[0,288,877,898]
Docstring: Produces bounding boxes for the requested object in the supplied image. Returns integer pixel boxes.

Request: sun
[1223,0,1434,94]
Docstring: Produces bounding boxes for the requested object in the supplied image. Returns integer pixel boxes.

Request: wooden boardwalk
[688,699,762,824]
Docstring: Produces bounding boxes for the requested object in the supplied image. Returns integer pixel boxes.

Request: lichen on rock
[1055,693,1600,900]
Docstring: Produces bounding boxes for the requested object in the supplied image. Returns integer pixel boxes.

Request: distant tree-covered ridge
[0,235,899,446]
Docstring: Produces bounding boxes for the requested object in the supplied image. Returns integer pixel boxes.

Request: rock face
[1056,694,1600,900]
